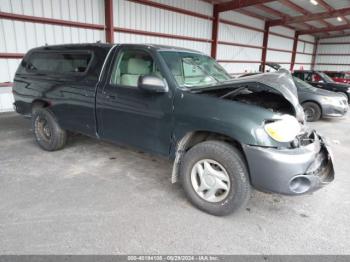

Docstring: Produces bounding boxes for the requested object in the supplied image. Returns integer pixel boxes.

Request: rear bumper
[13,100,32,116]
[243,132,334,195]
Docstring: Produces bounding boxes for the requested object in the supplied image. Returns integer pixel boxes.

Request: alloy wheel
[190,159,231,203]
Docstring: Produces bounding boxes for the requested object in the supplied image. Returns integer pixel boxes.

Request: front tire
[180,141,251,216]
[302,102,321,122]
[32,107,67,151]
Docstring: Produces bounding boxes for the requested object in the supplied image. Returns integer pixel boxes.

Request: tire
[180,141,251,216]
[302,102,322,122]
[32,107,67,151]
[339,92,349,103]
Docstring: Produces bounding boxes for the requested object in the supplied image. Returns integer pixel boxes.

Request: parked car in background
[13,44,334,216]
[293,70,350,101]
[324,71,350,84]
[293,77,348,121]
[240,64,348,121]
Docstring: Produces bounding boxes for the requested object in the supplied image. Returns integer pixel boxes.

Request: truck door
[96,47,174,155]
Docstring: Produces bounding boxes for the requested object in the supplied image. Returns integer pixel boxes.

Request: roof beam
[318,32,350,39]
[317,0,347,34]
[317,0,333,12]
[278,0,330,34]
[216,0,275,13]
[279,0,308,15]
[299,24,350,35]
[236,9,267,20]
[255,4,288,18]
[270,6,350,26]
[255,3,318,31]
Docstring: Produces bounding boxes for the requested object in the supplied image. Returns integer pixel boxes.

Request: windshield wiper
[220,86,247,98]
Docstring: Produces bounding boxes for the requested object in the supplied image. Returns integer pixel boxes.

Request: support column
[105,0,114,43]
[211,5,219,59]
[311,38,319,70]
[290,31,299,71]
[260,21,270,72]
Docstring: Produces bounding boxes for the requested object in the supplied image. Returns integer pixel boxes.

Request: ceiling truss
[208,0,350,38]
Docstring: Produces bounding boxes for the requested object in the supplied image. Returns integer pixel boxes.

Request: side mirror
[138,75,168,93]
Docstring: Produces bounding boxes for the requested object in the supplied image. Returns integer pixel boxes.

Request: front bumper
[322,103,348,118]
[243,132,334,195]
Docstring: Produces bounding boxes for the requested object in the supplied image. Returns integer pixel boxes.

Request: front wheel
[180,141,251,216]
[32,107,67,151]
[302,102,322,122]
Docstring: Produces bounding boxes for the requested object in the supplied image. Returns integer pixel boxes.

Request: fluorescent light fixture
[310,0,318,5]
[337,17,343,22]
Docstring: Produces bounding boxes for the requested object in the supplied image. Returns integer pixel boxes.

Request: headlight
[321,97,341,105]
[264,115,301,143]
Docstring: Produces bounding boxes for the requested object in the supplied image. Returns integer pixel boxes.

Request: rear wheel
[180,141,251,216]
[32,107,67,151]
[302,102,321,122]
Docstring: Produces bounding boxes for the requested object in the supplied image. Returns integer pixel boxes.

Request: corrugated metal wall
[295,34,315,70]
[0,0,318,80]
[315,36,350,71]
[0,0,105,82]
[267,27,315,71]
[0,86,13,112]
[113,0,213,54]
[267,26,294,69]
[217,11,264,74]
[0,0,105,111]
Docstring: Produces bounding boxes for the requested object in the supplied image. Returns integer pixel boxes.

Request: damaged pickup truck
[13,44,334,216]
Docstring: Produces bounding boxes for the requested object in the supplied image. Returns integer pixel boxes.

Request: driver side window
[110,50,163,87]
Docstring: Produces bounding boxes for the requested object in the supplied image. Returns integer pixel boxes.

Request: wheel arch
[171,130,247,184]
[31,99,51,113]
[301,100,323,116]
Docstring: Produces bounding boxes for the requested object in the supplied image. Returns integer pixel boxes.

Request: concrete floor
[0,112,349,255]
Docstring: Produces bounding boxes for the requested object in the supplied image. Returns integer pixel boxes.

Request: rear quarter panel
[13,45,111,135]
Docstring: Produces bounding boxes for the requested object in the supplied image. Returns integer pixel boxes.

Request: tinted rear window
[27,52,92,74]
[326,72,343,78]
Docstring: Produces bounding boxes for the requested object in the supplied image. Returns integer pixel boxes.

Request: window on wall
[27,52,92,74]
[110,49,163,87]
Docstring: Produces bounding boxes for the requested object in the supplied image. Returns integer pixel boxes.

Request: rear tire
[302,102,321,122]
[180,141,251,216]
[32,107,67,151]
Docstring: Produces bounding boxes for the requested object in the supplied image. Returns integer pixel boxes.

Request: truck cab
[13,44,334,216]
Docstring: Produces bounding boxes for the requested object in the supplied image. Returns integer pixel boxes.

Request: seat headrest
[127,58,151,75]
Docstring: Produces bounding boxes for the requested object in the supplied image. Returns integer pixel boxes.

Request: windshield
[326,72,350,79]
[160,51,232,89]
[293,76,317,91]
[318,72,334,83]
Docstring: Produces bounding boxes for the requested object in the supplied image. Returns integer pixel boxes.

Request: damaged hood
[201,72,305,121]
[235,72,299,105]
